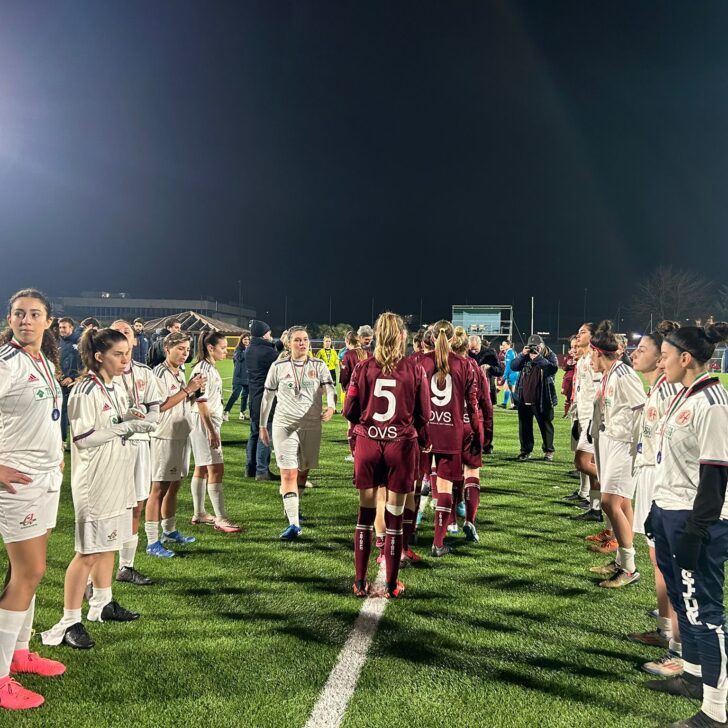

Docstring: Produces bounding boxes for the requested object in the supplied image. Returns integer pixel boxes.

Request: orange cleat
[352,580,370,598]
[589,537,618,554]
[585,529,613,543]
[384,581,406,599]
[10,650,65,677]
[402,548,423,563]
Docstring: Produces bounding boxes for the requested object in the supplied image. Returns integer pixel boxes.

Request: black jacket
[59,330,82,381]
[511,350,559,412]
[468,347,504,378]
[246,337,277,420]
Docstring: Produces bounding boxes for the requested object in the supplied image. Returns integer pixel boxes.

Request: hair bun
[703,322,728,345]
[595,319,614,334]
[656,320,680,337]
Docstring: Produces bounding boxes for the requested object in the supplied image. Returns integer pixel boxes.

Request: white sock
[190,476,207,516]
[589,489,601,511]
[282,493,300,527]
[657,616,672,637]
[618,546,636,573]
[119,534,138,569]
[603,512,612,530]
[684,660,702,678]
[145,520,159,546]
[207,482,226,519]
[578,473,590,498]
[668,638,682,656]
[14,596,35,652]
[418,495,430,514]
[614,549,622,567]
[88,586,112,615]
[702,685,728,723]
[0,608,27,677]
[40,608,82,647]
[161,516,176,534]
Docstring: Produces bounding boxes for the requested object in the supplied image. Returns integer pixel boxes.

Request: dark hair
[78,327,128,376]
[580,322,595,334]
[165,317,182,330]
[59,316,75,327]
[413,329,425,346]
[665,322,728,364]
[164,331,191,351]
[642,320,680,352]
[1,288,61,374]
[591,320,619,356]
[236,331,250,350]
[81,317,101,329]
[422,326,436,351]
[133,318,144,325]
[195,331,227,364]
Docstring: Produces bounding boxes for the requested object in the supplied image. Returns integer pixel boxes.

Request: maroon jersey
[420,352,480,454]
[343,355,431,448]
[465,356,492,446]
[340,349,371,391]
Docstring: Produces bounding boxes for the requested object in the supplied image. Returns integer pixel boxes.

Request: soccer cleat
[457,500,466,518]
[214,517,243,534]
[463,521,479,543]
[280,524,301,541]
[642,652,685,677]
[161,530,196,544]
[402,547,423,563]
[61,622,95,649]
[222,411,230,422]
[447,523,459,535]
[145,541,175,558]
[647,608,660,620]
[191,513,216,526]
[431,544,452,558]
[645,674,703,699]
[665,712,728,728]
[589,537,618,554]
[543,452,554,462]
[0,676,44,710]
[589,560,619,575]
[10,650,66,677]
[352,580,369,598]
[628,629,670,648]
[571,508,603,522]
[99,600,140,622]
[599,569,640,588]
[517,453,531,461]
[564,490,583,501]
[239,413,246,421]
[585,528,612,543]
[116,566,153,586]
[384,580,406,599]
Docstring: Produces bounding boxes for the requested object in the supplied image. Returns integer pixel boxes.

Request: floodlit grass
[3,362,727,727]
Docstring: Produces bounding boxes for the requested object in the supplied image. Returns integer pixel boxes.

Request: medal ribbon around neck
[9,339,60,418]
[89,373,125,423]
[122,365,139,407]
[290,358,307,395]
[599,360,620,401]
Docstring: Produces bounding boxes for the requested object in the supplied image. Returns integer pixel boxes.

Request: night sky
[1,2,727,335]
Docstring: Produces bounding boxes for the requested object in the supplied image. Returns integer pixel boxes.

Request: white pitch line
[304,568,388,728]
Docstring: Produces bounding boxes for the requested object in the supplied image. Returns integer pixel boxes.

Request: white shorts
[272,425,321,471]
[596,435,635,498]
[632,466,656,546]
[75,510,133,554]
[576,421,595,455]
[0,469,63,544]
[131,442,152,501]
[151,438,190,482]
[190,422,223,467]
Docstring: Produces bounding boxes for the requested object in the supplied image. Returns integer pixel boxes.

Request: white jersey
[634,374,681,469]
[190,359,223,428]
[119,361,163,442]
[69,376,136,521]
[263,357,336,430]
[152,363,193,440]
[0,343,63,475]
[597,359,646,443]
[653,375,728,518]
[575,354,601,424]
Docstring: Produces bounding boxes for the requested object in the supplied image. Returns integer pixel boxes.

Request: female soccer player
[145,332,204,557]
[259,326,336,540]
[110,320,162,586]
[420,321,481,557]
[0,289,65,709]
[588,321,646,588]
[344,312,431,597]
[189,331,241,534]
[316,336,339,389]
[223,332,250,421]
[500,340,517,409]
[644,322,728,728]
[42,328,155,651]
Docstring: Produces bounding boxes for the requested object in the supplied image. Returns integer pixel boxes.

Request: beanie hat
[250,320,271,338]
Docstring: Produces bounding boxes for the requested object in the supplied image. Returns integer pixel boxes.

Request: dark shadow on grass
[475,574,590,598]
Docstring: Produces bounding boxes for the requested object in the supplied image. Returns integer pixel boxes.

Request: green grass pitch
[3,363,727,727]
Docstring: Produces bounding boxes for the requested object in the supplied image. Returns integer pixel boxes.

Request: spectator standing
[500,340,518,409]
[132,319,149,365]
[223,332,250,421]
[468,335,503,405]
[57,317,82,447]
[147,317,182,367]
[316,336,339,390]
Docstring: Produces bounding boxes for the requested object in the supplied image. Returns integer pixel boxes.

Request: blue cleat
[146,540,175,558]
[280,524,302,541]
[161,530,196,544]
[457,501,466,518]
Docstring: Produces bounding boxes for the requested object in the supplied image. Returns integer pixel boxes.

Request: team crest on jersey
[27,373,39,383]
[646,406,659,423]
[675,410,692,426]
[307,370,317,379]
[20,512,37,529]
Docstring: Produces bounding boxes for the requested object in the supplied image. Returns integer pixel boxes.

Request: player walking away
[500,340,517,409]
[587,321,646,588]
[341,333,371,465]
[623,322,684,677]
[316,336,339,389]
[189,332,241,534]
[223,332,250,421]
[419,321,481,558]
[42,328,154,651]
[0,289,66,709]
[145,333,204,558]
[344,312,431,598]
[110,321,162,586]
[259,326,336,541]
[414,328,436,536]
[643,322,728,728]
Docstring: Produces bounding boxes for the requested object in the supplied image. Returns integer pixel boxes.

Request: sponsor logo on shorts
[107,530,118,542]
[20,512,37,529]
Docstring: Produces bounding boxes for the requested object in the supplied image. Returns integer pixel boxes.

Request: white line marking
[304,568,387,728]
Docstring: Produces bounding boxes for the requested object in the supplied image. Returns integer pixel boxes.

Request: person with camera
[511,335,558,462]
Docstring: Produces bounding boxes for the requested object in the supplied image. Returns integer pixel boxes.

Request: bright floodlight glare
[631,332,641,340]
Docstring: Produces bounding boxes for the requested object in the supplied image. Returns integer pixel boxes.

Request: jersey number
[372,379,396,422]
[431,374,452,407]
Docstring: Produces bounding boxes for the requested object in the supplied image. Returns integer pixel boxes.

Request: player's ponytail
[374,312,405,374]
[432,320,454,386]
[195,331,226,365]
[450,326,469,356]
[78,327,128,378]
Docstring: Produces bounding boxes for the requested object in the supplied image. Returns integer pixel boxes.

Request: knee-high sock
[145,520,159,546]
[384,504,405,587]
[589,488,601,512]
[450,480,463,525]
[283,492,300,527]
[14,597,35,653]
[413,481,422,523]
[433,493,453,548]
[191,476,207,516]
[402,507,416,550]
[119,534,138,569]
[431,471,439,500]
[0,608,28,678]
[578,472,590,499]
[354,506,376,583]
[464,477,481,524]
[207,482,226,519]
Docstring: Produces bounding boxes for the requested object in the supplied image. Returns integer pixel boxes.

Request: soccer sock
[618,546,636,573]
[145,520,159,546]
[578,473,590,499]
[88,586,112,614]
[702,685,728,723]
[384,503,405,587]
[589,489,601,512]
[668,638,682,656]
[0,608,28,678]
[282,492,300,527]
[161,516,176,534]
[431,471,438,499]
[450,480,463,525]
[14,597,35,653]
[433,492,453,548]
[413,482,422,521]
[503,390,511,407]
[354,506,376,583]
[464,477,480,524]
[119,534,138,569]
[402,508,416,550]
[63,607,82,626]
[190,476,207,516]
[207,482,226,519]
[657,616,673,637]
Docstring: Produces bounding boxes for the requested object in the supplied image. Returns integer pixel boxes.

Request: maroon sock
[450,480,463,525]
[384,508,404,587]
[354,507,376,583]
[402,507,416,550]
[464,477,480,524]
[433,493,453,547]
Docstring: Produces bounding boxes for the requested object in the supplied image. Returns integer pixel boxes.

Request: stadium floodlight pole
[329,296,332,325]
[284,295,288,329]
[530,296,534,335]
[583,288,588,322]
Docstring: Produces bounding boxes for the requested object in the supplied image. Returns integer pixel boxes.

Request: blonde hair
[450,326,469,356]
[432,320,454,386]
[374,312,405,374]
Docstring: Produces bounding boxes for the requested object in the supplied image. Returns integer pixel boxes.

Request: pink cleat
[214,518,243,534]
[11,650,66,677]
[0,676,44,710]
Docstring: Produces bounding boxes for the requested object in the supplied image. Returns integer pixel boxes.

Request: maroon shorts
[419,450,432,479]
[354,438,418,494]
[433,452,462,482]
[462,429,482,469]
